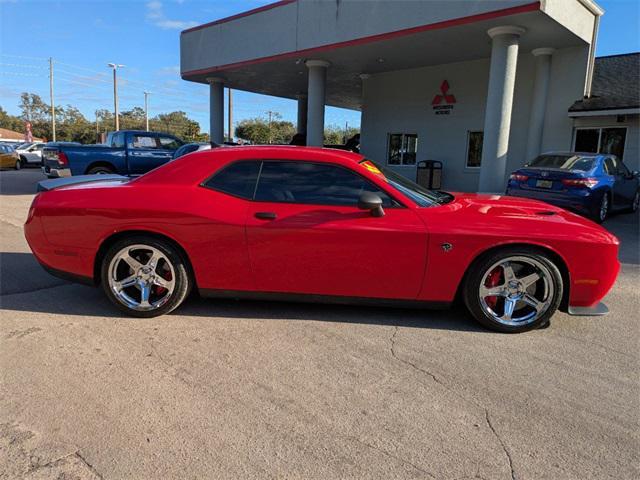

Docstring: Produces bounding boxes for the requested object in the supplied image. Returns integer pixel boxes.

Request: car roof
[539,151,604,158]
[136,146,366,186]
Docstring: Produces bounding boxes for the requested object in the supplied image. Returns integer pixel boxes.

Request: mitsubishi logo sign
[432,80,456,115]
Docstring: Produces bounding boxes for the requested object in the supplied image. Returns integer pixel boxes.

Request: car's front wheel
[101,236,192,317]
[463,247,563,333]
[14,158,22,170]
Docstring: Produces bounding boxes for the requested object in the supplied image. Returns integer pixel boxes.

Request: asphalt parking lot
[0,168,638,480]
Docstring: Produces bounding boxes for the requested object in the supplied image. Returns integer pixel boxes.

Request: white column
[478,26,525,193]
[306,60,330,147]
[525,48,554,161]
[207,77,224,145]
[296,94,308,135]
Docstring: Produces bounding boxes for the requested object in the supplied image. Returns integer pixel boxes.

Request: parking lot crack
[346,434,435,478]
[390,326,518,480]
[75,451,105,479]
[389,326,446,388]
[484,410,516,480]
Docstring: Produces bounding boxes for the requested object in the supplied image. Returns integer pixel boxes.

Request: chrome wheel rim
[600,195,608,221]
[633,192,639,211]
[479,256,554,327]
[108,244,176,311]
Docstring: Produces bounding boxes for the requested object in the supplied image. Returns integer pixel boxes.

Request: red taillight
[510,173,529,182]
[57,151,68,166]
[561,178,598,188]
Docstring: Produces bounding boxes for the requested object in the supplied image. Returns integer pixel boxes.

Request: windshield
[528,154,595,171]
[360,159,452,207]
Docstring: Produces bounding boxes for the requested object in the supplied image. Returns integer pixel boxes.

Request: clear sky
[1,0,638,135]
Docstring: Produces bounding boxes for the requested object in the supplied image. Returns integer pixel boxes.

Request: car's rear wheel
[592,193,609,223]
[101,236,192,317]
[463,247,563,333]
[87,165,114,175]
[14,159,21,170]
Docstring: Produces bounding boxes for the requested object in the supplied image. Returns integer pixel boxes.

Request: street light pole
[49,57,56,141]
[107,63,125,131]
[144,91,150,131]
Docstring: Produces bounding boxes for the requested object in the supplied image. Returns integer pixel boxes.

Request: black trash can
[416,160,443,189]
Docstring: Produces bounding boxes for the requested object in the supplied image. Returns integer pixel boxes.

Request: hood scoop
[535,211,557,216]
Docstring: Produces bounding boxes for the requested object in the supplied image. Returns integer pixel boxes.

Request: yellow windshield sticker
[361,160,383,176]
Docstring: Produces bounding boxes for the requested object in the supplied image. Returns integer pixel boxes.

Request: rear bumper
[42,165,71,178]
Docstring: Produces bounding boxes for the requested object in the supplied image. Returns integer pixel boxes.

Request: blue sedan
[506,152,639,223]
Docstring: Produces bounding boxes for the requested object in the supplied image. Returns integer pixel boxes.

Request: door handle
[254,212,277,220]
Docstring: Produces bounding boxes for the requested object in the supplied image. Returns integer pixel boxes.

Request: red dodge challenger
[24,146,620,332]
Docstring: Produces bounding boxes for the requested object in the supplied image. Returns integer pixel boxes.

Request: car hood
[426,192,618,244]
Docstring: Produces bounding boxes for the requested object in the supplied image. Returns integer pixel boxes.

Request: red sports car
[24,146,620,332]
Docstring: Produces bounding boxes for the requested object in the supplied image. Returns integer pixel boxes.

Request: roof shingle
[569,52,639,112]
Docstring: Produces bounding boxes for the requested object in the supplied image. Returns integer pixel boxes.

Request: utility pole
[144,91,150,131]
[266,110,276,144]
[49,57,56,141]
[107,63,125,131]
[227,88,233,142]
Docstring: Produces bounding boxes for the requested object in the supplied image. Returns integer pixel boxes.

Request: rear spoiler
[37,174,129,192]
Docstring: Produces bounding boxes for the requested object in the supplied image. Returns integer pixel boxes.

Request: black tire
[463,246,564,333]
[591,192,609,223]
[14,159,22,170]
[100,235,192,318]
[87,165,115,175]
[626,190,639,213]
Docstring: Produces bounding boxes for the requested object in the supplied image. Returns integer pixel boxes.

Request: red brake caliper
[484,267,503,310]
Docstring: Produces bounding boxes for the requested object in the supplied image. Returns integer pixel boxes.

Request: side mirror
[358,192,385,217]
[633,170,639,178]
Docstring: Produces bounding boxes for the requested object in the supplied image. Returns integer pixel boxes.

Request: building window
[387,133,418,166]
[574,127,627,160]
[466,131,483,168]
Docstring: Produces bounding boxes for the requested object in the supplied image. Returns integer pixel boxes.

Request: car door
[127,133,175,175]
[613,159,638,206]
[245,160,428,300]
[607,156,633,208]
[24,143,44,163]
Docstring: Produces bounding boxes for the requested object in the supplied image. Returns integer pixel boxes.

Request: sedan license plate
[536,180,553,189]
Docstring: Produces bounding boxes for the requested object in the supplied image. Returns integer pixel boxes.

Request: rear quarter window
[202,161,261,200]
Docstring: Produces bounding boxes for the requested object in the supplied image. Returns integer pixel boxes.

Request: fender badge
[441,243,453,252]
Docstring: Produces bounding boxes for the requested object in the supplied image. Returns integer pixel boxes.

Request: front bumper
[42,165,71,178]
[567,302,609,316]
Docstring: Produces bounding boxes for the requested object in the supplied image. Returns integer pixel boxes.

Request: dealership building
[180,0,638,192]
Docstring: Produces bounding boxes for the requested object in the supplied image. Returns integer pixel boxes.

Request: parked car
[506,152,640,223]
[172,142,212,160]
[26,146,619,333]
[0,144,20,169]
[42,131,184,178]
[15,142,46,167]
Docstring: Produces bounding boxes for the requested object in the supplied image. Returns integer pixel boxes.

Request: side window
[255,161,395,207]
[111,133,125,149]
[158,136,182,150]
[203,161,261,200]
[131,134,158,149]
[604,157,616,175]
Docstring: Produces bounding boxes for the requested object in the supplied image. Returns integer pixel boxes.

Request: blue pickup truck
[42,130,184,178]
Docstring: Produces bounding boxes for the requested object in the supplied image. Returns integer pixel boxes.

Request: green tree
[235,114,296,144]
[0,105,24,133]
[324,125,360,145]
